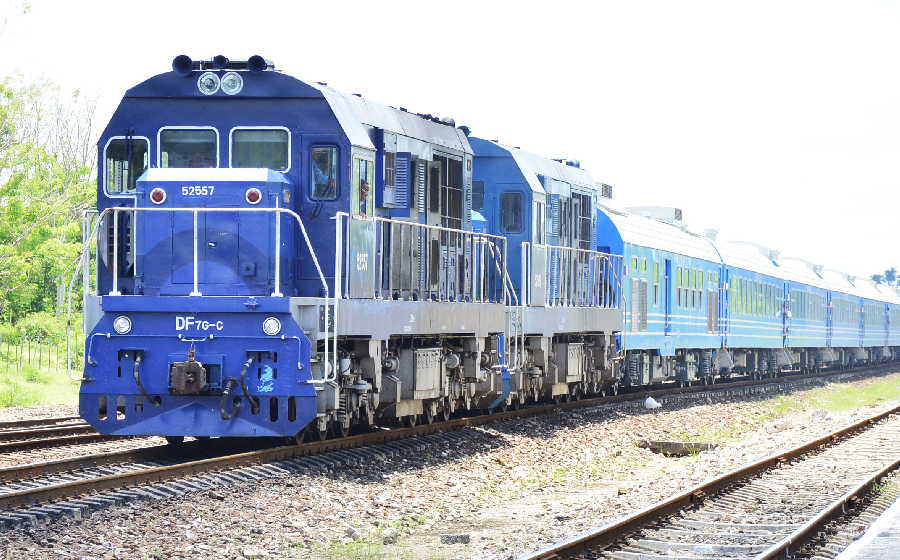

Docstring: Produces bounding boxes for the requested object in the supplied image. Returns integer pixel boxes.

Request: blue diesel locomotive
[72,55,899,442]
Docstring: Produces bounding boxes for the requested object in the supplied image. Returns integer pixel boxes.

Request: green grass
[293,514,437,560]
[671,373,900,444]
[0,362,79,407]
[763,374,900,416]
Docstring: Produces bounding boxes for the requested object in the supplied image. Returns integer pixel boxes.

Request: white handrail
[65,205,335,384]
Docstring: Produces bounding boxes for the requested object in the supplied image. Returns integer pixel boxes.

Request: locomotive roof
[311,84,472,154]
[472,139,597,195]
[121,68,470,155]
[598,204,723,263]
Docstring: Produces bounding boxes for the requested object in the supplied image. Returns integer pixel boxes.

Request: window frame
[157,126,220,168]
[309,144,341,201]
[103,135,151,198]
[228,126,291,172]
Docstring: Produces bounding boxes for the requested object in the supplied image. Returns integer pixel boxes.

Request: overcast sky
[1,0,896,277]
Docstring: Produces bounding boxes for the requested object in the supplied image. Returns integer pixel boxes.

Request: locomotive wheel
[165,436,185,445]
[305,425,327,442]
[611,383,619,396]
[403,414,417,428]
[440,404,451,422]
[422,406,435,425]
[331,420,350,439]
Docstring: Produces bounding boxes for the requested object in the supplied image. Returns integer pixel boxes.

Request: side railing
[65,206,336,384]
[334,212,508,305]
[522,242,624,309]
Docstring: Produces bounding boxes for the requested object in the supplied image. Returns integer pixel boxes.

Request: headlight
[221,72,243,95]
[197,72,220,95]
[113,315,132,335]
[262,317,281,336]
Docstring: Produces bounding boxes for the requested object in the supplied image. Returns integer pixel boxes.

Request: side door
[782,283,791,347]
[348,150,376,298]
[664,259,673,335]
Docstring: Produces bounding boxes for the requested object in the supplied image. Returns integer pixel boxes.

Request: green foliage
[0,76,95,343]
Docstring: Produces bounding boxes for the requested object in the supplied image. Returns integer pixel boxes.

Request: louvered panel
[394,152,411,207]
[416,160,427,290]
[416,160,426,213]
[549,195,561,240]
[631,278,640,332]
[640,280,648,331]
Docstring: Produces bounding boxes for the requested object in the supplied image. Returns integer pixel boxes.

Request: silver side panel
[84,295,103,334]
[291,298,505,340]
[522,306,623,336]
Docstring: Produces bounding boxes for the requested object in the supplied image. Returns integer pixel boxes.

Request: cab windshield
[160,129,217,168]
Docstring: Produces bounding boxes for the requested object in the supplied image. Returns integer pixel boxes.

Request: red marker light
[150,188,166,204]
[246,188,262,204]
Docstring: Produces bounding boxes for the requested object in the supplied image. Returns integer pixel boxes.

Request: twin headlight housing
[197,71,243,95]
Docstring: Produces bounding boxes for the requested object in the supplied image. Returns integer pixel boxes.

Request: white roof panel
[312,84,471,154]
[599,205,722,263]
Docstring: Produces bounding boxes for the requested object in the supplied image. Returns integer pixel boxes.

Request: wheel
[165,436,184,445]
[422,405,435,425]
[403,414,418,428]
[330,418,351,439]
[611,383,619,396]
[553,395,562,405]
[440,403,452,422]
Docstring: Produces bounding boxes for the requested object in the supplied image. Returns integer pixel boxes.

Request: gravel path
[0,374,897,560]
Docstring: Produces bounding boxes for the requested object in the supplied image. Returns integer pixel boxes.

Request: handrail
[65,205,336,384]
[523,242,623,309]
[338,213,508,305]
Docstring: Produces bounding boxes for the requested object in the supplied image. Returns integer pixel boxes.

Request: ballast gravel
[0,373,898,560]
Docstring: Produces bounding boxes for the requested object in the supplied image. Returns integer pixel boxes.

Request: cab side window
[105,137,149,194]
[310,146,338,200]
[501,192,523,233]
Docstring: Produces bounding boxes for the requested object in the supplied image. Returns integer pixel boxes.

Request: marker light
[197,72,220,95]
[262,317,281,336]
[221,72,243,95]
[113,315,132,335]
[246,187,262,204]
[150,187,166,204]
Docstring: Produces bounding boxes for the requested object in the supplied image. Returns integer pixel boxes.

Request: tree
[0,78,96,323]
[871,274,884,284]
[885,267,897,286]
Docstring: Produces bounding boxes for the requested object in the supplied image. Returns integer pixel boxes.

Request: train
[73,55,900,443]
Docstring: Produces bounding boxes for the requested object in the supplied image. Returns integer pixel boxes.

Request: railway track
[0,365,894,530]
[519,403,900,560]
[0,417,121,454]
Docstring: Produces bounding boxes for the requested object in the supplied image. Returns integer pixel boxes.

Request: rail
[0,365,887,519]
[65,206,336,383]
[335,213,508,305]
[518,396,900,560]
[521,242,624,308]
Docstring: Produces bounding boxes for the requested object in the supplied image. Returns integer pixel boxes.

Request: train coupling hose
[239,356,259,414]
[132,354,161,407]
[219,377,240,420]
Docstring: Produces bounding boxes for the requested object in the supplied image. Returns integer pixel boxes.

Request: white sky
[1,0,897,277]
